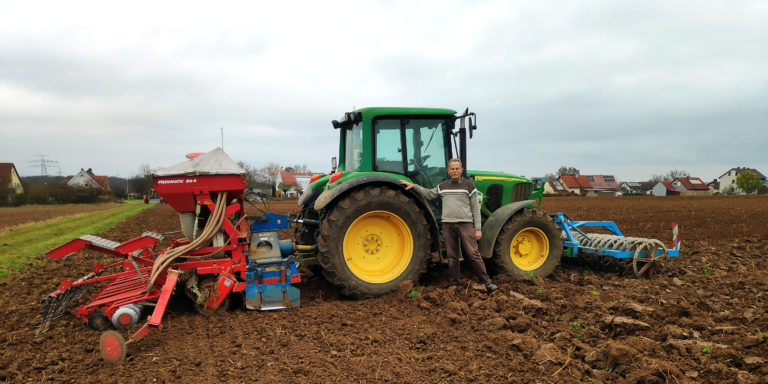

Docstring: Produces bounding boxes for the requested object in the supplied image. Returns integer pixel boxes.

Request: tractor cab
[334,107,458,189]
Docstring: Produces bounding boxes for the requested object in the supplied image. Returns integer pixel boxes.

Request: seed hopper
[39,148,300,363]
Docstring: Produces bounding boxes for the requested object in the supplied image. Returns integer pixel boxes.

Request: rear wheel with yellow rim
[493,209,562,278]
[317,186,430,298]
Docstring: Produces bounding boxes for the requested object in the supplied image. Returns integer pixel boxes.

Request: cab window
[373,119,404,173]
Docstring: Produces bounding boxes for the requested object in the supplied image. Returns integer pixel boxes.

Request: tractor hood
[467,170,530,183]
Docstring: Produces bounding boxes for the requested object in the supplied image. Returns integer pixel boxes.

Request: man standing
[401,158,498,294]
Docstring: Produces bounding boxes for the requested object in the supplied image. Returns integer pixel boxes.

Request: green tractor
[295,107,562,298]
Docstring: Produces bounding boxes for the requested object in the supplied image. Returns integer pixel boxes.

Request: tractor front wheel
[317,186,430,298]
[493,209,562,278]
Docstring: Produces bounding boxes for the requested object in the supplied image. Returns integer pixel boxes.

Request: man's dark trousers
[442,222,491,286]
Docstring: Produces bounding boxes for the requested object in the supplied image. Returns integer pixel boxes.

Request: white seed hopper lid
[154,147,245,176]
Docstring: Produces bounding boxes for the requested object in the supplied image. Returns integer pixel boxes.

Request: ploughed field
[1,196,766,383]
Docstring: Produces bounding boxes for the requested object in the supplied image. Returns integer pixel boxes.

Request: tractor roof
[351,107,457,120]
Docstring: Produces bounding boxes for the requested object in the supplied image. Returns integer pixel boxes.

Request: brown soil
[0,203,125,233]
[1,196,767,383]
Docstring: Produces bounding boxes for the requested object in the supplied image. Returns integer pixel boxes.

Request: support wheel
[87,312,109,330]
[632,243,667,278]
[493,209,562,278]
[317,186,431,298]
[100,330,126,364]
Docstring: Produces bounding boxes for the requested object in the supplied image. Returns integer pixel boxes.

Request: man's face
[447,162,463,181]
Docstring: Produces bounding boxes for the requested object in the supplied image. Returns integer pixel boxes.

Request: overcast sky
[1,0,766,182]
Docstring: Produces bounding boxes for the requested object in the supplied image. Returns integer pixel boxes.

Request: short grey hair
[447,158,463,167]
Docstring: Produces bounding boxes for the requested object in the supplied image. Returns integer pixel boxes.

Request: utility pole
[221,127,224,150]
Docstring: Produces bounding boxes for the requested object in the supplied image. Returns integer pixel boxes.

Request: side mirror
[331,156,337,172]
[469,114,477,139]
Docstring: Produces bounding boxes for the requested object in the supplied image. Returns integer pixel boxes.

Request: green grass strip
[0,201,154,279]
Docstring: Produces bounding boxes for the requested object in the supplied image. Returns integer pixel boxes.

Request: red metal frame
[43,172,299,345]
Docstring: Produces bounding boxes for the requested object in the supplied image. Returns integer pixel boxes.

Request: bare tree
[237,161,261,189]
[542,173,557,180]
[259,162,283,197]
[647,170,689,183]
[138,163,153,177]
[129,163,154,198]
[291,164,311,173]
[556,166,580,177]
[665,169,690,181]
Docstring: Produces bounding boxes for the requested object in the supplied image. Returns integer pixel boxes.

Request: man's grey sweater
[411,178,482,230]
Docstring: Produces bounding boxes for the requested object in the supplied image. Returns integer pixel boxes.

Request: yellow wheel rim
[343,210,413,283]
[509,227,549,271]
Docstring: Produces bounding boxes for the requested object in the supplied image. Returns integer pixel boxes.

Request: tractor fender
[478,200,535,259]
[315,175,406,210]
[298,187,321,209]
[314,175,442,254]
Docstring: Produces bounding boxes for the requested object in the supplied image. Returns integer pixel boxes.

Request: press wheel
[99,330,126,363]
[632,244,667,278]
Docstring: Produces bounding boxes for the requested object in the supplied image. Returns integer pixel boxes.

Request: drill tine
[37,275,98,334]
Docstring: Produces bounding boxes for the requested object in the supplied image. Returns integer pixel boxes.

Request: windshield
[344,123,363,171]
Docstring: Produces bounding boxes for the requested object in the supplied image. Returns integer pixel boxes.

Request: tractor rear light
[309,174,322,184]
[329,172,343,184]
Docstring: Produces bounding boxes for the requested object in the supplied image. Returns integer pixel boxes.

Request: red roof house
[543,179,568,194]
[65,169,110,191]
[672,177,710,196]
[584,175,618,190]
[0,163,25,194]
[558,175,593,195]
[278,171,325,197]
[652,181,681,196]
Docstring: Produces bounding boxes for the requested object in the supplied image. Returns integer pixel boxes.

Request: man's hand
[475,230,482,240]
[400,180,414,190]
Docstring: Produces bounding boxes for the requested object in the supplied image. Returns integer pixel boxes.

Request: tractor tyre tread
[317,186,430,299]
[493,208,563,278]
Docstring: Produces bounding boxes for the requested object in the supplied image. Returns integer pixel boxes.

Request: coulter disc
[99,330,127,363]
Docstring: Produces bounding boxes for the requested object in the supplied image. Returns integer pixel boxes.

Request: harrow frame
[554,212,679,277]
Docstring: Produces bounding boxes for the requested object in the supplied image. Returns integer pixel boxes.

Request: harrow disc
[99,330,127,363]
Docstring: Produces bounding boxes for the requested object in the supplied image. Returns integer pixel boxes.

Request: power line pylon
[28,155,59,176]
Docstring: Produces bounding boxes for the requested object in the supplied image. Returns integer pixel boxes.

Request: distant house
[66,168,110,190]
[718,167,767,194]
[558,175,591,195]
[619,181,654,195]
[559,174,617,196]
[0,163,24,195]
[707,179,720,194]
[672,177,711,196]
[584,175,618,190]
[652,181,681,196]
[543,179,568,195]
[278,171,325,198]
